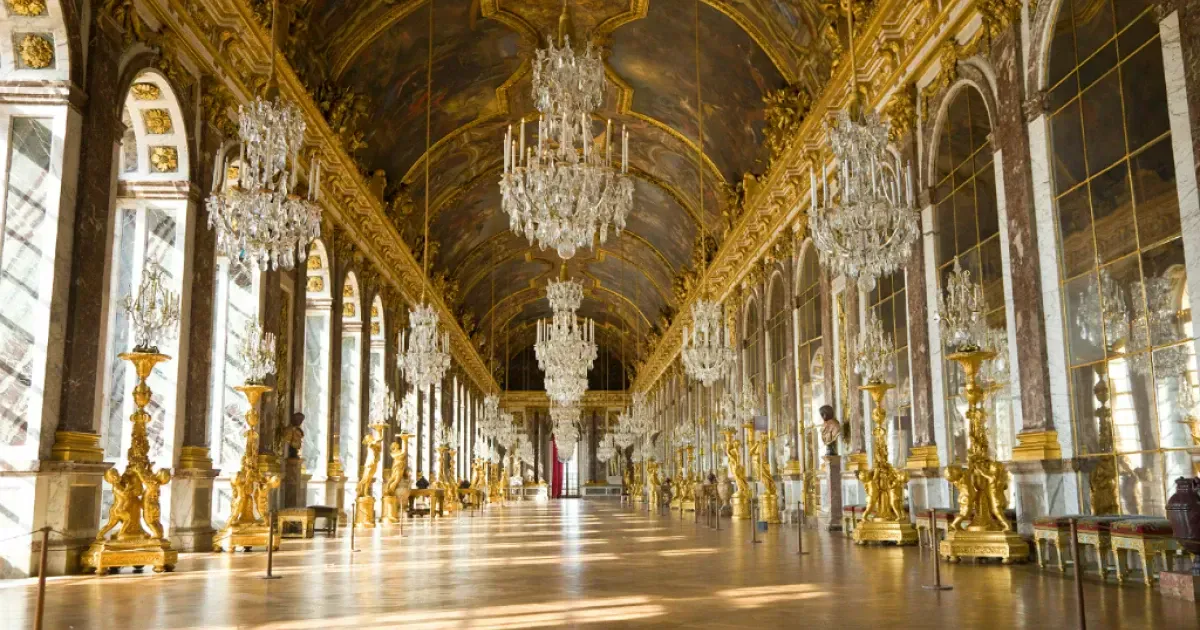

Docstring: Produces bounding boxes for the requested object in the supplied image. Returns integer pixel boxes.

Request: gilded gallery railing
[632,0,1023,393]
[135,0,498,394]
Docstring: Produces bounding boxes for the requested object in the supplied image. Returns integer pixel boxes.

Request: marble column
[325,262,346,519]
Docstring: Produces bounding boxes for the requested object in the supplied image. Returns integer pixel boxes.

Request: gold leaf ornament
[7,0,47,16]
[18,33,54,69]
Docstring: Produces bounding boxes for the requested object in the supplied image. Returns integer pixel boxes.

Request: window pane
[1080,71,1126,175]
[1058,185,1094,279]
[1050,102,1087,190]
[1090,163,1136,264]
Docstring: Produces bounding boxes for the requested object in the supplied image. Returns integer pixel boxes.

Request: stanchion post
[922,508,952,591]
[350,516,358,554]
[751,500,761,545]
[262,509,281,580]
[1070,518,1086,630]
[34,527,49,630]
[796,502,809,556]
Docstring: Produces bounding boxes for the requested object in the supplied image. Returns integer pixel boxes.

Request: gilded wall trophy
[214,319,282,553]
[82,264,180,574]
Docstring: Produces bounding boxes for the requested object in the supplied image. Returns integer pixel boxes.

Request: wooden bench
[1110,517,1180,585]
[309,505,339,537]
[278,508,315,539]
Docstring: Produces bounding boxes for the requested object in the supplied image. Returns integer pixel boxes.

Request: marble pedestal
[820,456,843,532]
[381,496,401,523]
[325,476,347,524]
[282,458,308,508]
[0,461,113,578]
[355,496,376,528]
[169,468,219,552]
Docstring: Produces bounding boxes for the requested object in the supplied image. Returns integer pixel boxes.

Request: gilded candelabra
[215,320,281,552]
[646,459,663,509]
[722,429,750,519]
[82,351,179,574]
[1089,361,1120,515]
[853,380,917,545]
[354,422,387,528]
[83,265,180,574]
[382,433,413,523]
[213,383,282,552]
[681,444,697,511]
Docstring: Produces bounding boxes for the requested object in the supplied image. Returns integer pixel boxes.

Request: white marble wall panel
[991,150,1026,446]
[1160,13,1200,371]
[1027,115,1075,458]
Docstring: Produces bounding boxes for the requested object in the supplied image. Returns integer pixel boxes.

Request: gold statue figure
[852,380,917,545]
[355,423,386,527]
[138,468,172,540]
[749,431,782,524]
[382,435,412,523]
[647,459,663,508]
[723,429,751,519]
[95,468,140,541]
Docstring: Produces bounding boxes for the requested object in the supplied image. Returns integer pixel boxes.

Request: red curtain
[551,438,564,498]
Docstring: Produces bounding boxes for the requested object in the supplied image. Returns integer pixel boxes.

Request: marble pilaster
[0,462,111,578]
[988,26,1053,436]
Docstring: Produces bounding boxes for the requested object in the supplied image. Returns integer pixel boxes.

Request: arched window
[867,269,911,468]
[101,71,191,477]
[932,86,1013,465]
[340,271,363,511]
[767,274,791,447]
[795,245,824,471]
[744,297,762,402]
[1047,0,1193,514]
[301,240,333,495]
[369,294,386,392]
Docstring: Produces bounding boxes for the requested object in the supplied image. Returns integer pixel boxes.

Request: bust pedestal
[821,455,843,532]
[282,457,307,508]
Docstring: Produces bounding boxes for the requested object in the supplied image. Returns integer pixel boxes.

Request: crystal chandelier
[613,415,636,449]
[499,3,633,259]
[536,278,597,405]
[370,383,399,424]
[936,260,990,353]
[736,377,759,425]
[237,318,277,384]
[1130,275,1188,377]
[675,421,696,447]
[595,434,616,463]
[205,0,320,271]
[123,263,181,353]
[808,4,917,292]
[855,311,893,384]
[1075,267,1128,351]
[516,438,534,466]
[480,394,501,437]
[809,109,918,291]
[531,3,605,125]
[551,405,580,460]
[399,1,452,395]
[398,303,451,392]
[717,392,738,430]
[681,299,736,386]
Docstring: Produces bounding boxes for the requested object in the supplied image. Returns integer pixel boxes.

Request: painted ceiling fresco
[296,0,835,365]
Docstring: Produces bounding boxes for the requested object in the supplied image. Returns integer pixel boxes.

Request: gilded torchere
[81,351,179,574]
[939,349,1027,563]
[723,429,750,520]
[213,383,282,552]
[853,381,918,545]
[354,422,386,528]
[680,444,697,512]
[935,262,1027,563]
[383,433,412,523]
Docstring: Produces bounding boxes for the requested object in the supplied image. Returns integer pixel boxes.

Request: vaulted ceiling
[286,0,835,376]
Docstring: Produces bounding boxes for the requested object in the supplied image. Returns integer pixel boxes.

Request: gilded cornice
[148,0,500,394]
[501,390,631,410]
[632,0,969,392]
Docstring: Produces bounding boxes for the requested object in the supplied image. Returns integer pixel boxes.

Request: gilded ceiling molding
[148,0,500,394]
[632,0,955,392]
[501,390,631,409]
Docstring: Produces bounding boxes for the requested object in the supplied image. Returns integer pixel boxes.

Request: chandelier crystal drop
[595,434,616,463]
[717,392,738,430]
[398,303,451,392]
[123,263,181,353]
[206,96,322,271]
[681,299,736,386]
[936,260,990,354]
[481,394,501,437]
[531,34,605,126]
[855,311,894,384]
[536,279,597,405]
[809,108,919,292]
[237,318,277,385]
